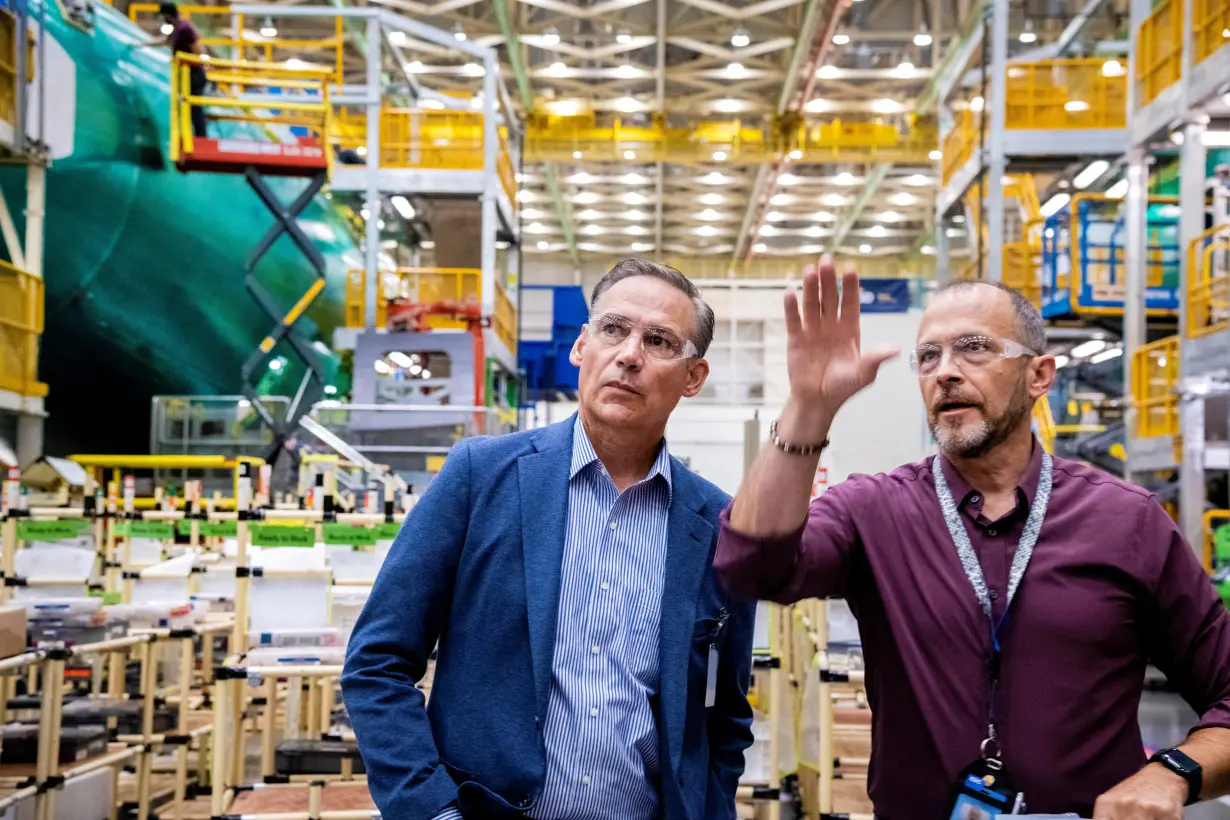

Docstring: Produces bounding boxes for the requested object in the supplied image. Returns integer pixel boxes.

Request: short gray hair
[589,258,716,357]
[932,280,1047,354]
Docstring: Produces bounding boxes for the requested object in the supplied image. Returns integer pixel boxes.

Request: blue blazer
[342,416,756,820]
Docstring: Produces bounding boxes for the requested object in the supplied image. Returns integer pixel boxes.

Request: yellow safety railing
[344,268,518,351]
[334,108,518,205]
[0,262,46,399]
[1032,398,1056,454]
[170,53,334,170]
[941,110,978,187]
[1194,0,1230,68]
[1204,510,1230,573]
[1137,0,1183,106]
[0,9,34,125]
[1130,334,1179,438]
[524,113,937,166]
[129,4,346,86]
[1005,59,1126,129]
[1187,225,1230,339]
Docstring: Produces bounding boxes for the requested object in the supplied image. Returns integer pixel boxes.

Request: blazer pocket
[441,758,479,785]
[693,606,730,644]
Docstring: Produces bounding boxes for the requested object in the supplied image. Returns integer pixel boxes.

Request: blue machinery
[1038,194,1182,320]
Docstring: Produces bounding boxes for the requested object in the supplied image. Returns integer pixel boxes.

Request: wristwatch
[1148,747,1202,805]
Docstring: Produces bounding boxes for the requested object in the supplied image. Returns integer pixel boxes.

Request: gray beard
[931,379,1033,459]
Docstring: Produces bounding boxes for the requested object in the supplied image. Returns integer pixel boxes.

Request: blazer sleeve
[704,595,757,820]
[342,438,474,820]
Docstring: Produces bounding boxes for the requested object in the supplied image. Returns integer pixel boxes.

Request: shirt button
[609,521,617,530]
[591,645,600,655]
[989,589,999,600]
[600,582,610,591]
[582,775,591,786]
[988,527,998,536]
[590,707,599,717]
[970,494,981,504]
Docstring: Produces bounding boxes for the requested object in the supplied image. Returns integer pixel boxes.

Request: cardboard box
[0,605,26,660]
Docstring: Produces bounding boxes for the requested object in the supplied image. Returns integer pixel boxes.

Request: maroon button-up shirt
[716,443,1230,818]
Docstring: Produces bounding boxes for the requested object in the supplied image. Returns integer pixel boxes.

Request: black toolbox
[61,698,177,735]
[275,739,366,775]
[0,724,109,765]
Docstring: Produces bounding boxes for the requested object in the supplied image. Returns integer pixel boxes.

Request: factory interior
[1,0,1230,814]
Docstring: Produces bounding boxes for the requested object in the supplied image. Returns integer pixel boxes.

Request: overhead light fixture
[260,17,277,38]
[582,225,606,235]
[713,151,728,161]
[390,196,416,220]
[1105,178,1129,199]
[1203,130,1230,147]
[878,210,903,222]
[702,172,727,184]
[928,149,942,161]
[871,98,903,113]
[889,192,917,206]
[835,171,856,185]
[712,98,745,113]
[1101,59,1125,77]
[542,27,560,46]
[823,193,847,206]
[572,150,582,159]
[453,23,467,41]
[616,63,639,77]
[914,26,932,46]
[731,27,750,48]
[616,29,632,44]
[770,193,793,205]
[832,31,850,46]
[614,96,642,112]
[1064,99,1090,112]
[818,64,839,79]
[699,208,720,220]
[904,173,931,186]
[1073,160,1109,190]
[952,214,965,223]
[778,173,800,185]
[623,192,648,205]
[548,61,566,73]
[1040,192,1071,217]
[752,242,768,253]
[788,148,803,160]
[897,60,915,75]
[624,209,650,220]
[373,359,391,375]
[1091,347,1124,364]
[1053,354,1070,369]
[462,62,484,76]
[970,96,985,112]
[546,99,585,116]
[859,244,872,253]
[1019,20,1036,43]
[1071,339,1107,359]
[921,244,936,254]
[388,351,414,369]
[727,61,746,76]
[388,30,406,46]
[623,172,649,184]
[699,193,725,206]
[1170,130,1185,145]
[624,150,636,160]
[765,211,787,222]
[406,59,423,72]
[631,242,654,252]
[868,224,887,237]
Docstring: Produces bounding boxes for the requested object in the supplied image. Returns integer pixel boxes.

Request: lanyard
[930,450,1053,760]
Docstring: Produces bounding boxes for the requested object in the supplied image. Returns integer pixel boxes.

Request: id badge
[947,758,1024,819]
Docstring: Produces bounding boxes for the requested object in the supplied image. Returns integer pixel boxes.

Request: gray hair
[932,279,1047,354]
[589,258,716,357]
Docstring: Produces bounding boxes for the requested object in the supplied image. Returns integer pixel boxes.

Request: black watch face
[1161,750,1198,775]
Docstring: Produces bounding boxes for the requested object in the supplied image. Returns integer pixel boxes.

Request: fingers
[783,289,803,338]
[818,256,839,322]
[801,268,822,332]
[839,266,861,333]
[857,344,900,387]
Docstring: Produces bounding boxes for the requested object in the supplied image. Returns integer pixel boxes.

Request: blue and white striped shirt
[529,417,671,820]
[434,418,671,820]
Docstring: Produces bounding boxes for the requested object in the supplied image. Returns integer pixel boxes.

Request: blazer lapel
[657,466,715,776]
[519,419,575,721]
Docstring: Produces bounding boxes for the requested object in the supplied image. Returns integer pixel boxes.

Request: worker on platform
[142,2,209,138]
[343,258,756,820]
[716,261,1230,819]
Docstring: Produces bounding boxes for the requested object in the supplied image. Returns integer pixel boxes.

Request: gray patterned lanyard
[931,450,1053,758]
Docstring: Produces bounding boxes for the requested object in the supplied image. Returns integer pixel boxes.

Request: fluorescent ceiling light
[970,96,984,112]
[904,174,931,186]
[622,193,648,205]
[713,151,728,161]
[765,211,787,222]
[1072,160,1109,190]
[614,96,642,112]
[789,148,803,160]
[727,62,746,76]
[1101,59,1125,77]
[616,30,632,44]
[388,351,413,368]
[832,32,850,45]
[574,192,601,204]
[541,27,559,46]
[929,149,942,161]
[889,192,918,206]
[1040,192,1071,217]
[868,224,887,237]
[712,98,745,113]
[1090,346,1123,364]
[1203,131,1230,147]
[699,193,725,205]
[859,244,872,253]
[631,242,654,252]
[1064,99,1090,112]
[623,173,649,184]
[1105,178,1128,199]
[778,173,800,185]
[752,242,768,253]
[817,65,839,78]
[835,171,856,185]
[823,193,847,206]
[537,240,549,250]
[897,60,915,75]
[770,193,794,205]
[1053,354,1070,369]
[921,245,936,254]
[914,29,933,46]
[390,196,416,220]
[1070,339,1107,358]
[731,28,750,48]
[698,226,718,237]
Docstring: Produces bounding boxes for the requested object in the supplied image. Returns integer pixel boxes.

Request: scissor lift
[169,53,335,460]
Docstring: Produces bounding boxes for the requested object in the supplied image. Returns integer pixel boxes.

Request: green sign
[375,522,402,540]
[322,523,377,547]
[250,525,315,547]
[88,589,123,605]
[126,521,175,539]
[16,519,90,541]
[176,520,239,538]
[1216,525,1230,562]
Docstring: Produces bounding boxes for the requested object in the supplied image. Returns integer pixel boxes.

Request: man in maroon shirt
[143,3,209,137]
[716,261,1230,819]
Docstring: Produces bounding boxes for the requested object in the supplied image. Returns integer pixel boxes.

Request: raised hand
[782,257,899,420]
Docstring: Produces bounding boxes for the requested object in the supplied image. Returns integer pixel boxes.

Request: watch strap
[1149,748,1202,806]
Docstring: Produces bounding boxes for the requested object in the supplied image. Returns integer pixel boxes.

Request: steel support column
[1178,119,1208,549]
[481,53,498,319]
[1122,147,1148,479]
[363,15,382,331]
[935,214,951,282]
[984,0,1008,281]
[1179,390,1208,553]
[1179,118,1208,347]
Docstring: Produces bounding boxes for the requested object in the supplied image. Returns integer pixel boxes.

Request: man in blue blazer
[343,259,756,820]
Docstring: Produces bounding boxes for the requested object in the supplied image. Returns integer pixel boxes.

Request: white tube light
[1072,160,1109,190]
[390,196,416,220]
[1105,178,1129,199]
[1040,193,1071,217]
[1070,339,1107,358]
[1090,347,1123,364]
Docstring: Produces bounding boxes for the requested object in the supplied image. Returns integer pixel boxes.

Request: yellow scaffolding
[1187,225,1230,339]
[1137,0,1183,106]
[1130,335,1180,439]
[0,261,45,399]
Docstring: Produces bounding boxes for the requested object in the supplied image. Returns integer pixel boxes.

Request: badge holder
[947,733,1024,819]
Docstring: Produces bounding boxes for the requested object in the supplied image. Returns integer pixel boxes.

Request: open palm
[784,260,899,414]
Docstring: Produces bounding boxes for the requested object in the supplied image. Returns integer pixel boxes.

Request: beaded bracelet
[769,420,830,456]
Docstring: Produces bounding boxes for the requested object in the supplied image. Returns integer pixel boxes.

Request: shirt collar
[570,416,673,493]
[938,437,1044,510]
